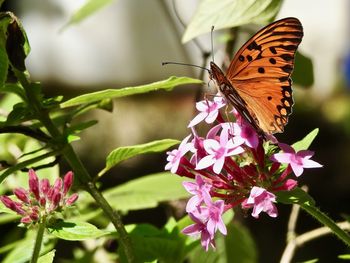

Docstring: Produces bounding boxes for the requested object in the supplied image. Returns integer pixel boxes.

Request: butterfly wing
[226,17,303,134]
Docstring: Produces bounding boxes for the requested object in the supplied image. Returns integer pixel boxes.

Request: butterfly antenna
[211,25,215,62]
[162,61,210,74]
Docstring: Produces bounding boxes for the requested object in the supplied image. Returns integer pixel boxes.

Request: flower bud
[21,216,32,224]
[63,171,74,195]
[66,193,78,206]
[40,178,50,196]
[39,197,46,207]
[29,169,40,200]
[14,187,29,204]
[29,210,39,221]
[53,178,63,191]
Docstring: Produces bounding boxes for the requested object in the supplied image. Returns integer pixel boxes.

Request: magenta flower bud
[29,211,39,221]
[40,178,50,196]
[47,187,55,201]
[63,171,74,195]
[66,193,78,206]
[14,188,29,204]
[0,195,16,210]
[29,169,40,200]
[53,178,63,192]
[39,197,46,207]
[1,196,26,215]
[52,191,62,208]
[21,216,32,224]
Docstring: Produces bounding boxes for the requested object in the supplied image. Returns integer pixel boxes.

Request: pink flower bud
[66,193,78,206]
[63,171,74,195]
[39,197,46,207]
[1,196,26,215]
[29,211,39,221]
[14,187,29,204]
[47,187,55,201]
[52,191,62,208]
[40,178,50,196]
[53,177,63,191]
[0,195,16,210]
[21,216,32,224]
[29,169,40,200]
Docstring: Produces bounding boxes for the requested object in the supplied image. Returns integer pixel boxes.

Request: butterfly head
[209,62,226,84]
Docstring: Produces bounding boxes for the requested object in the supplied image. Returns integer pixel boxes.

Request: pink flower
[182,208,215,251]
[196,126,244,174]
[183,175,212,212]
[206,199,227,236]
[63,171,74,195]
[271,143,322,177]
[242,187,278,218]
[165,134,193,174]
[188,96,226,127]
[232,122,259,149]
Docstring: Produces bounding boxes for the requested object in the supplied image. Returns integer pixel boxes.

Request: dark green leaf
[63,0,114,28]
[66,120,98,136]
[61,76,202,108]
[225,222,257,263]
[0,12,30,72]
[276,187,315,206]
[103,172,189,212]
[292,128,319,151]
[119,222,187,263]
[0,47,8,87]
[99,139,180,176]
[182,0,282,42]
[292,51,314,87]
[0,83,26,100]
[48,220,109,241]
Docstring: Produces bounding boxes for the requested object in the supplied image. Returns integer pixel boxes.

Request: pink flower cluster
[0,169,78,225]
[165,95,322,250]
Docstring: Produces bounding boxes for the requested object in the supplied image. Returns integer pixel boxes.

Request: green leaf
[0,12,30,71]
[38,250,55,263]
[3,231,55,263]
[103,172,189,212]
[99,139,180,177]
[61,76,202,108]
[292,128,319,151]
[276,187,315,206]
[292,51,314,87]
[182,0,282,42]
[0,47,8,87]
[225,222,257,263]
[48,220,109,241]
[338,254,350,260]
[63,0,114,29]
[120,222,187,263]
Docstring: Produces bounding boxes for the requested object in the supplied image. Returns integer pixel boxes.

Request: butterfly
[209,17,303,136]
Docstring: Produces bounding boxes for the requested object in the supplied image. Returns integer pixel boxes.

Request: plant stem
[300,203,350,246]
[31,217,46,263]
[62,145,134,262]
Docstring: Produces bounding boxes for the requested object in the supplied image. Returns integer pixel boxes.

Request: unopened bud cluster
[0,169,78,225]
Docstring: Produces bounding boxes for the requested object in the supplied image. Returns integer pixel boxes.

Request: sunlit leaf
[61,76,202,108]
[99,139,180,177]
[103,172,189,212]
[38,250,55,263]
[276,187,315,206]
[48,220,109,241]
[63,0,114,29]
[292,128,319,151]
[182,0,282,42]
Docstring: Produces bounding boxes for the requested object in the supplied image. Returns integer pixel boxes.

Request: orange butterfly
[210,17,303,136]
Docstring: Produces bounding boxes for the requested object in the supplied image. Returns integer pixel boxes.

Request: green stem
[16,70,134,262]
[300,203,350,246]
[30,217,46,263]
